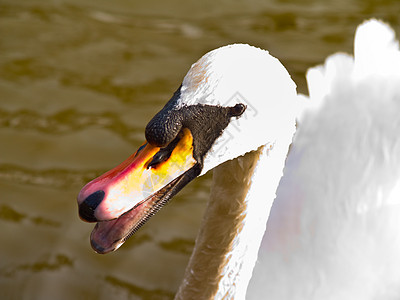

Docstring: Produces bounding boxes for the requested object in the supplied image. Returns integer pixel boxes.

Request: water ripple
[0,109,136,143]
[159,238,195,255]
[0,164,100,189]
[105,275,174,300]
[0,204,61,227]
[1,253,73,278]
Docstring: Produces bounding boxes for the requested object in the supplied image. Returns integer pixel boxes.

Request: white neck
[175,133,293,299]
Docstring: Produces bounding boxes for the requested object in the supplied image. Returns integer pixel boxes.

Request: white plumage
[81,18,400,299]
[247,19,400,299]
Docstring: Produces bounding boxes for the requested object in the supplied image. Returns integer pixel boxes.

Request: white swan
[246,19,400,300]
[77,19,400,299]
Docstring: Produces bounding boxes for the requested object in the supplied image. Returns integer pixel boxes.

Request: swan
[246,19,400,300]
[77,19,400,299]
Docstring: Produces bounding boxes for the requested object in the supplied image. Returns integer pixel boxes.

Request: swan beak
[77,128,197,253]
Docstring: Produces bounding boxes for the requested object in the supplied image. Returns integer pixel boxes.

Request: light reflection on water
[0,0,399,299]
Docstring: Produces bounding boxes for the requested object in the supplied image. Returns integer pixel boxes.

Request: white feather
[178,44,302,176]
[247,19,400,300]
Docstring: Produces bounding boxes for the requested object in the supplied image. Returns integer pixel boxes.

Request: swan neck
[175,135,293,299]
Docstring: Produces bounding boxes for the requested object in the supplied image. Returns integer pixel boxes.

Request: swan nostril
[79,190,105,222]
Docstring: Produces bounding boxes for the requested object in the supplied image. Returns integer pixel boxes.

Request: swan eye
[229,103,246,117]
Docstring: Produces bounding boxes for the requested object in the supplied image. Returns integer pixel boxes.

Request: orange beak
[77,128,198,253]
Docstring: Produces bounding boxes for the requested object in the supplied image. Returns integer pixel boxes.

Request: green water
[0,0,399,299]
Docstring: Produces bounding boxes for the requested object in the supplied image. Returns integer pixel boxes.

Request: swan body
[247,19,400,299]
[77,19,400,300]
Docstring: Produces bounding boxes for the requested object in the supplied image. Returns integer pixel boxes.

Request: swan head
[77,44,300,254]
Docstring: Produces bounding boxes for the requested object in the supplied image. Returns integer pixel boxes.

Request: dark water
[0,0,399,299]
